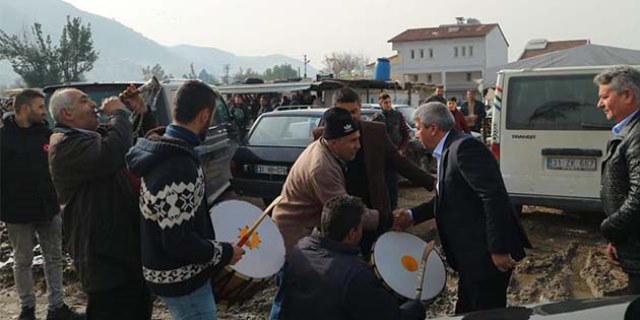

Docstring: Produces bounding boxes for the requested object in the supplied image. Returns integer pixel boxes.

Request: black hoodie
[126,127,233,297]
[0,115,59,223]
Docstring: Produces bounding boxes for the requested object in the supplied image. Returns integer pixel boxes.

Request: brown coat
[313,121,435,231]
[272,138,379,254]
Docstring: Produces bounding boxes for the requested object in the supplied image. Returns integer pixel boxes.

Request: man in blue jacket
[126,80,244,319]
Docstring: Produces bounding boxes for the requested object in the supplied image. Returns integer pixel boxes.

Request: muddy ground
[0,186,629,319]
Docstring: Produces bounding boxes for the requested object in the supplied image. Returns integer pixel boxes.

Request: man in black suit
[394,102,531,314]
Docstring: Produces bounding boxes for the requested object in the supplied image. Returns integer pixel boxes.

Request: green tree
[232,67,261,83]
[0,17,98,87]
[0,23,61,87]
[142,63,170,81]
[58,16,98,83]
[263,63,298,81]
[197,68,217,84]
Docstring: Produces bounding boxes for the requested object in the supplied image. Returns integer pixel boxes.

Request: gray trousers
[6,214,64,310]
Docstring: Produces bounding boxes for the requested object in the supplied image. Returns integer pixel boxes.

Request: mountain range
[0,0,318,87]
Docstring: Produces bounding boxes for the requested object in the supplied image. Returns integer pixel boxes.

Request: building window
[466,73,472,82]
[410,50,415,59]
[454,47,458,57]
[429,48,434,58]
[469,46,474,57]
[420,49,424,59]
[427,74,432,83]
[462,46,466,56]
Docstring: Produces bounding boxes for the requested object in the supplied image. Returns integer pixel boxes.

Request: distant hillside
[0,0,317,86]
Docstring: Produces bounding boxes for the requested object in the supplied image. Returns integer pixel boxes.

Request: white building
[389,22,508,99]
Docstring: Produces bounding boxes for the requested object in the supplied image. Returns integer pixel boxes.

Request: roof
[388,23,508,46]
[482,44,640,88]
[519,39,590,60]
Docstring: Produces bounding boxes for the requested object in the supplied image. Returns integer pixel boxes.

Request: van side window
[506,74,614,130]
[212,96,231,126]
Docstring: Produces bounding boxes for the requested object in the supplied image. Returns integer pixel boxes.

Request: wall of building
[485,28,509,68]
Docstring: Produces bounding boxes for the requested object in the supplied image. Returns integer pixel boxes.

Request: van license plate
[255,165,288,175]
[546,157,597,171]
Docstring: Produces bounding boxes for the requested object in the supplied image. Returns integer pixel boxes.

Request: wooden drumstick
[415,240,435,300]
[236,196,282,247]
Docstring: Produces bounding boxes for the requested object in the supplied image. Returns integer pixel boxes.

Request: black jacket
[412,131,531,281]
[281,230,425,320]
[1,116,59,223]
[126,126,233,297]
[601,113,640,274]
[48,110,145,293]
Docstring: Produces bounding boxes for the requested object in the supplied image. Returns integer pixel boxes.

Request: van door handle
[541,148,603,157]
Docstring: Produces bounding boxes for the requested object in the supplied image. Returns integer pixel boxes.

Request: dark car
[42,80,240,206]
[230,108,326,203]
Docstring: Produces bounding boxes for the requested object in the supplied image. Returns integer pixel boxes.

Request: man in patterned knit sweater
[126,80,244,319]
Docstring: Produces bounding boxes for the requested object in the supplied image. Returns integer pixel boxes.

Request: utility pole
[303,54,311,79]
[222,64,231,84]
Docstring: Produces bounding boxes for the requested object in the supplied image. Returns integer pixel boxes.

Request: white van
[490,66,619,213]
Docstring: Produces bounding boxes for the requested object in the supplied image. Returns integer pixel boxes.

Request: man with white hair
[595,65,640,294]
[394,102,530,313]
[48,86,154,320]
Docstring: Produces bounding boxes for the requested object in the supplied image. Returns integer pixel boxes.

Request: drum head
[210,200,285,279]
[372,231,446,301]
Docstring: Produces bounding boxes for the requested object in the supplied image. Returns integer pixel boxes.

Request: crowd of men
[0,65,639,320]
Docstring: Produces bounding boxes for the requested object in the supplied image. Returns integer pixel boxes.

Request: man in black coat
[394,102,531,314]
[595,65,640,294]
[48,86,154,320]
[0,89,82,320]
[281,195,425,320]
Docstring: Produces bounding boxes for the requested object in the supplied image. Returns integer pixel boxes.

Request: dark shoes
[46,304,84,320]
[18,306,36,320]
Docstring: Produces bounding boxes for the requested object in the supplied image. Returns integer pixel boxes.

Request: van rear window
[506,74,614,130]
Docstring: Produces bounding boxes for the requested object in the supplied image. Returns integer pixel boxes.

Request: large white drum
[371,231,447,301]
[209,200,285,305]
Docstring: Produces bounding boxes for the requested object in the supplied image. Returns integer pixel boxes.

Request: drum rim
[369,235,448,302]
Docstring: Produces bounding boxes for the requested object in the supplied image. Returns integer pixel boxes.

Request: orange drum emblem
[237,225,262,249]
[400,255,418,272]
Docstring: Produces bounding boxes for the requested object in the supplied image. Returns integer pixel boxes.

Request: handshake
[392,208,413,231]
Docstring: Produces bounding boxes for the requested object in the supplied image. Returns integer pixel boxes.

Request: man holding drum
[280,195,425,320]
[126,80,244,319]
[394,102,531,314]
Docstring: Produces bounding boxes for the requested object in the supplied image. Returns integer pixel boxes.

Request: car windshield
[248,115,322,147]
[395,106,416,127]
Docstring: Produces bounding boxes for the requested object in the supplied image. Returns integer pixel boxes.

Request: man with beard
[126,80,244,319]
[1,89,82,320]
[48,86,154,319]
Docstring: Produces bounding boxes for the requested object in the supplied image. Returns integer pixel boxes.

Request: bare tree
[321,52,369,79]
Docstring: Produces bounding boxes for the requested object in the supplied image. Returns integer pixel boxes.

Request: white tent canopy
[482,44,640,88]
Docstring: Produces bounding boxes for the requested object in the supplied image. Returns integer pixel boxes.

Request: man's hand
[605,243,620,266]
[100,97,126,116]
[121,83,148,114]
[393,208,413,231]
[491,253,516,272]
[230,244,245,265]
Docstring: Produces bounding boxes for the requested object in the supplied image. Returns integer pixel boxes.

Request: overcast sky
[63,0,640,69]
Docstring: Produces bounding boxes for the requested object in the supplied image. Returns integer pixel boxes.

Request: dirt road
[0,187,629,319]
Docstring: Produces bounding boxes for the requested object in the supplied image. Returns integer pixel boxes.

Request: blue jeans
[269,266,287,320]
[160,283,217,320]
